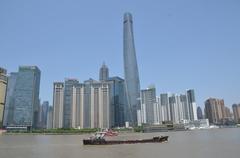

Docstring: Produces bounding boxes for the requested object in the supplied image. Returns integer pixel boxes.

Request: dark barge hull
[83,136,168,145]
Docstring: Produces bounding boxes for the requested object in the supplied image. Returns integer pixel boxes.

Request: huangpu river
[0,128,240,158]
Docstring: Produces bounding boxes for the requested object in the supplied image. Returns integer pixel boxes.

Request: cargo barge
[83,136,168,145]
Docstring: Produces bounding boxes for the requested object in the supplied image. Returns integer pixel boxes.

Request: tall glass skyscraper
[123,13,141,125]
[4,66,41,128]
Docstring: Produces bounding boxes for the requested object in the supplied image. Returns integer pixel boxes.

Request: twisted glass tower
[123,13,141,125]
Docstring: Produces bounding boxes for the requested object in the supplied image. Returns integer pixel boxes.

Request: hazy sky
[1,0,240,108]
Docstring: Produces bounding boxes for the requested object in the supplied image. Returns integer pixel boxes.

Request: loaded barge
[83,136,168,145]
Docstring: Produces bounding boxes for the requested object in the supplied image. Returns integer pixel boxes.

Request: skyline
[1,0,240,108]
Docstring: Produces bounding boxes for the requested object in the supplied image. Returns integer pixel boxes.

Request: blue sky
[1,0,240,108]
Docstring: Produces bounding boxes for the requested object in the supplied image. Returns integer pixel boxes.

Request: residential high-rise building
[63,79,79,128]
[154,97,161,124]
[123,12,141,125]
[180,94,190,120]
[53,76,118,129]
[99,62,109,81]
[232,104,240,123]
[187,89,198,121]
[205,98,226,124]
[160,93,171,121]
[72,83,85,128]
[140,86,156,124]
[169,94,181,124]
[53,82,64,128]
[197,106,203,119]
[3,66,41,128]
[0,67,7,127]
[73,79,114,129]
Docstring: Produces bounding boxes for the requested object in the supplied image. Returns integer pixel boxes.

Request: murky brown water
[0,128,240,158]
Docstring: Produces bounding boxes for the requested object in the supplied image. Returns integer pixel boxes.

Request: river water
[0,128,239,158]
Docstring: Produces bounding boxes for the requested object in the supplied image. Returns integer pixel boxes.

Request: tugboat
[83,134,169,145]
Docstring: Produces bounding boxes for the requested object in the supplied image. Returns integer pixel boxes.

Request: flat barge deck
[83,136,168,145]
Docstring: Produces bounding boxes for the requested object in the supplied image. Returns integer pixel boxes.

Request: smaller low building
[184,119,210,129]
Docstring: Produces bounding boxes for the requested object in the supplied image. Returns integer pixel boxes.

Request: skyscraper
[232,104,240,123]
[99,62,109,81]
[205,98,226,124]
[108,76,126,127]
[186,89,198,121]
[160,93,171,121]
[123,12,141,125]
[197,106,203,119]
[3,72,18,127]
[3,66,41,128]
[63,79,79,128]
[53,82,64,128]
[140,86,156,124]
[0,67,7,127]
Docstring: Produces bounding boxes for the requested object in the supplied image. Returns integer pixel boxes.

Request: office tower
[99,62,109,81]
[160,93,171,121]
[232,104,240,123]
[186,89,198,120]
[53,82,64,128]
[3,72,18,127]
[123,12,141,125]
[0,67,7,127]
[4,66,41,128]
[47,106,53,129]
[205,98,226,124]
[197,106,203,119]
[180,94,190,120]
[140,86,156,124]
[63,79,79,128]
[40,101,49,129]
[108,76,126,127]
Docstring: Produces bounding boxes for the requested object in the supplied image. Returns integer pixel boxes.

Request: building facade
[186,89,198,121]
[0,67,7,127]
[53,82,64,128]
[52,76,120,129]
[205,98,226,124]
[232,104,240,123]
[108,77,126,127]
[3,66,41,128]
[140,86,156,124]
[63,79,79,128]
[123,12,141,125]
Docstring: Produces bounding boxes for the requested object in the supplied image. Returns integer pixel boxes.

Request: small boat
[83,136,169,145]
